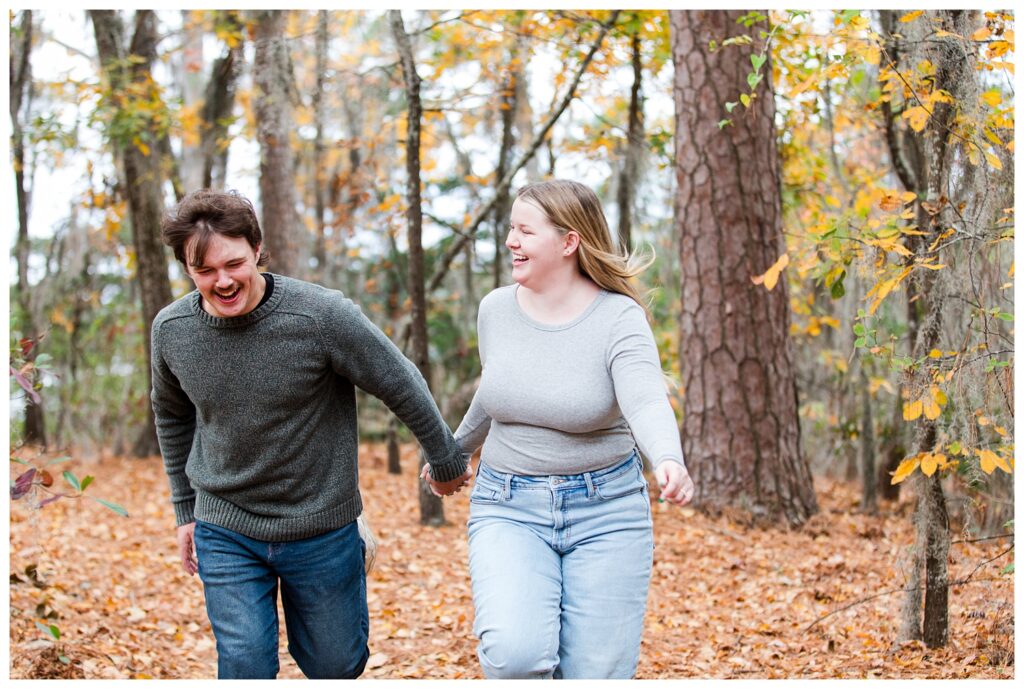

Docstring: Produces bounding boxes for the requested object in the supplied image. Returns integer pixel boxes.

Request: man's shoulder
[273,275,362,322]
[154,291,196,329]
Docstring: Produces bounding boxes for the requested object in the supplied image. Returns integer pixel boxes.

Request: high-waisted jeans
[467,451,654,679]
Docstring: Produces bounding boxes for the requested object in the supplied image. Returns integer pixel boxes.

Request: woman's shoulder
[479,284,517,312]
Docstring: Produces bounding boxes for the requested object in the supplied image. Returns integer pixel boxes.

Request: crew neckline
[192,272,284,328]
[511,283,607,332]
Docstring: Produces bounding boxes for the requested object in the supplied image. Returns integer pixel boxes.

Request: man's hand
[177,522,198,576]
[655,461,694,506]
[420,464,473,497]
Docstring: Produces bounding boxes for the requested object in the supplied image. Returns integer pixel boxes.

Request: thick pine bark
[91,10,174,457]
[617,22,644,254]
[11,11,47,446]
[390,10,445,526]
[670,10,817,526]
[253,10,300,277]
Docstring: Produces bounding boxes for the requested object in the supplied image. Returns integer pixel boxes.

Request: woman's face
[506,198,574,290]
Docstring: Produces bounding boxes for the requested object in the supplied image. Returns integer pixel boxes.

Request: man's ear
[563,231,581,257]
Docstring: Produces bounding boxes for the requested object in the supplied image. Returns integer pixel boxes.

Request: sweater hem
[194,490,363,542]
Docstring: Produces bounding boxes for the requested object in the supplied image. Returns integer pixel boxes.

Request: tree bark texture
[670,10,817,526]
[312,10,329,277]
[11,10,47,446]
[617,21,644,254]
[253,10,300,278]
[91,9,174,457]
[390,10,445,526]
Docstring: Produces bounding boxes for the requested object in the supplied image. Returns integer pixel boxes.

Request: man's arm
[320,294,467,481]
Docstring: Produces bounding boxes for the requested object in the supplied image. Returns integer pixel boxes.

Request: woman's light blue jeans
[194,519,369,679]
[467,451,654,679]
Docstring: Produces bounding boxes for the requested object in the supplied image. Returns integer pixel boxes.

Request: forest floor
[9,444,1015,679]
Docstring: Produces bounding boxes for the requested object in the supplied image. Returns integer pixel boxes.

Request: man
[151,189,471,679]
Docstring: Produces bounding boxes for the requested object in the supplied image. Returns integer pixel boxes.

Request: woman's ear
[563,231,581,257]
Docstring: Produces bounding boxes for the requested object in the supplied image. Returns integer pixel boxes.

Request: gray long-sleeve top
[454,285,685,475]
[151,274,466,541]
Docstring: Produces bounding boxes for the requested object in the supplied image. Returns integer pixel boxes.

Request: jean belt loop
[583,471,596,498]
[503,472,512,501]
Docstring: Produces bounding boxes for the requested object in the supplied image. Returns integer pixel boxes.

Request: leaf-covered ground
[9,445,1014,679]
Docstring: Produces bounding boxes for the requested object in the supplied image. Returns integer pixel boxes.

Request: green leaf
[45,456,72,466]
[94,498,129,518]
[725,101,738,113]
[831,279,846,299]
[58,654,70,665]
[10,457,29,465]
[854,337,866,348]
[996,311,1013,321]
[35,621,60,641]
[62,470,81,492]
[80,475,94,492]
[1001,562,1014,575]
[747,72,763,90]
[717,119,732,129]
[740,93,751,108]
[34,353,54,367]
[750,53,767,71]
[853,323,866,336]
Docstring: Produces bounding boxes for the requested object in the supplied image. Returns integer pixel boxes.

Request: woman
[424,179,693,679]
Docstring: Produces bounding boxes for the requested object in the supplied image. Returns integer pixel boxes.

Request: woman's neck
[516,271,601,325]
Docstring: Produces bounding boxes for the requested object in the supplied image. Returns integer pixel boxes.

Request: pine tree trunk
[390,10,445,526]
[670,10,817,526]
[254,10,300,278]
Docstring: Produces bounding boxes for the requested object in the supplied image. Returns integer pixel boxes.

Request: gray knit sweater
[151,274,466,541]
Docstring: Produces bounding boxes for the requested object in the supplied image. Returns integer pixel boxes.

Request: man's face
[185,234,266,319]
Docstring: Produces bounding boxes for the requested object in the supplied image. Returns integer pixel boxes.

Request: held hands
[420,464,473,497]
[177,522,198,576]
[655,461,695,506]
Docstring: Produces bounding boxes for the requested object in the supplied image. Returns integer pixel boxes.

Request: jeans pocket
[594,465,645,501]
[469,480,503,505]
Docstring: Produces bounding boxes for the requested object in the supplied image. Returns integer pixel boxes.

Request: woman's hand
[420,464,473,497]
[655,461,694,506]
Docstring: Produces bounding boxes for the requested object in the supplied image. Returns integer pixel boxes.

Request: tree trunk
[887,9,978,647]
[491,41,520,290]
[312,10,329,278]
[616,21,644,254]
[11,10,47,447]
[201,11,242,190]
[91,10,174,457]
[859,367,877,514]
[253,10,300,278]
[390,10,445,526]
[178,10,205,192]
[670,10,817,526]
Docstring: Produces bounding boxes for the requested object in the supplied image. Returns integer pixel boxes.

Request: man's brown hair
[161,189,270,268]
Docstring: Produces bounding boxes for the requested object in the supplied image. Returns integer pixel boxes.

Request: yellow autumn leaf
[903,399,924,421]
[751,253,789,291]
[972,27,992,41]
[978,415,991,426]
[982,89,1003,107]
[903,105,930,132]
[931,386,948,407]
[932,452,948,469]
[900,10,924,23]
[976,449,1011,475]
[920,453,938,477]
[985,152,1003,170]
[923,398,941,420]
[928,349,942,359]
[994,426,1007,437]
[891,455,920,484]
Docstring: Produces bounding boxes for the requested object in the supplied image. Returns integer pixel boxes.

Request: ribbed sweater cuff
[174,500,196,527]
[429,452,469,482]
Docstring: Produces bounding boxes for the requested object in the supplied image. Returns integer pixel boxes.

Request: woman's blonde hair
[516,179,654,319]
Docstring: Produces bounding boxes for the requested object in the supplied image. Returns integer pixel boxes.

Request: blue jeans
[467,451,654,679]
[194,520,369,679]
